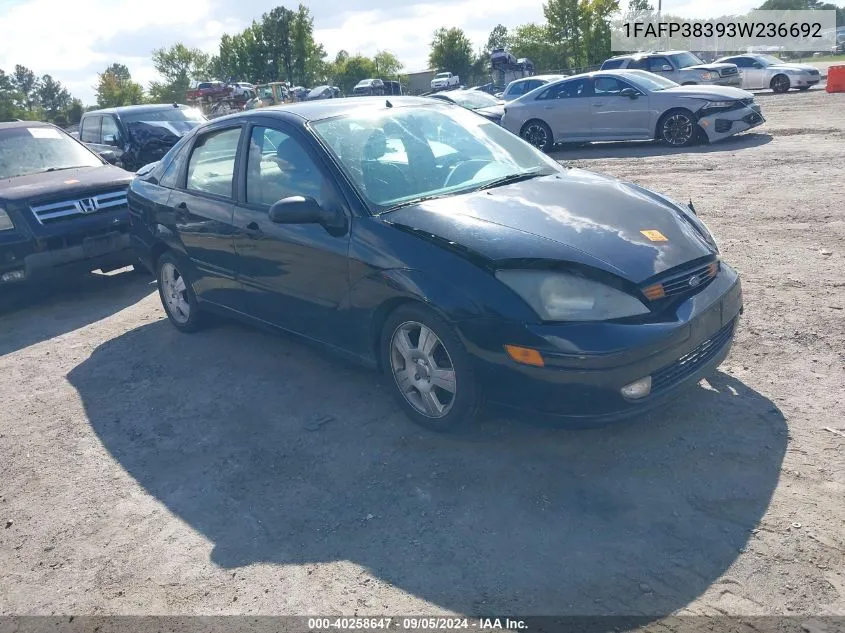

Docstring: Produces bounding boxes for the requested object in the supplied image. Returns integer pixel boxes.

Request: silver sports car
[715,54,821,93]
[501,69,765,150]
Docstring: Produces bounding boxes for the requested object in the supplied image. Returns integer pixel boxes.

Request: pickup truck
[431,72,460,91]
[0,121,137,286]
[186,81,232,101]
[601,51,741,87]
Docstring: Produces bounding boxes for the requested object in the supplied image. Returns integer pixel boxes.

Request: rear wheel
[658,109,697,147]
[771,74,790,93]
[157,252,202,333]
[381,304,480,431]
[520,119,553,152]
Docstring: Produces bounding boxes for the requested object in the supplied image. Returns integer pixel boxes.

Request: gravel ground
[1,88,843,621]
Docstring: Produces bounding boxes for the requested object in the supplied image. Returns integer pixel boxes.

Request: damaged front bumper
[698,102,765,142]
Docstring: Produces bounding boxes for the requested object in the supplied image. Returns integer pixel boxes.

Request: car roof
[512,74,564,82]
[0,120,55,130]
[216,96,442,124]
[85,103,191,115]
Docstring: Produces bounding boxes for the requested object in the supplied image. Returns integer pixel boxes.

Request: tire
[771,74,790,94]
[380,304,480,432]
[658,109,697,147]
[520,119,554,152]
[156,251,202,333]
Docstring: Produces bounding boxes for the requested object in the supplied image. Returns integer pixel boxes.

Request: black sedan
[129,96,742,431]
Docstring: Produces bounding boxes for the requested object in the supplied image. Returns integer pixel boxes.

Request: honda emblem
[78,198,98,214]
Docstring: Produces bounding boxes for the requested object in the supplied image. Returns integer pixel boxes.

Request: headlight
[700,72,715,80]
[702,99,737,109]
[0,207,14,231]
[496,270,650,321]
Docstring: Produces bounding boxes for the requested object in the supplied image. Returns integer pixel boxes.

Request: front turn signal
[504,345,545,367]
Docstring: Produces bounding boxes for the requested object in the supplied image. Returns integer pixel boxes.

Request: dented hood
[382,170,715,284]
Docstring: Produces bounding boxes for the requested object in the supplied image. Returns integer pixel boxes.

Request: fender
[349,267,485,323]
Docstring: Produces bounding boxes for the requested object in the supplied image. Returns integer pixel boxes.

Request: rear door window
[647,57,672,72]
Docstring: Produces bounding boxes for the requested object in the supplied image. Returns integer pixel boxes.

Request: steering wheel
[443,159,490,188]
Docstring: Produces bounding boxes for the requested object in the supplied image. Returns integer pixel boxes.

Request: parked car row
[1,81,747,431]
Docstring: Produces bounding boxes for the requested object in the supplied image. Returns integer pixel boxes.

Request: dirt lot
[1,88,844,620]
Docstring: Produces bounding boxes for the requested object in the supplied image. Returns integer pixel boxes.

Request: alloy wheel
[523,123,549,150]
[160,262,191,324]
[389,321,457,418]
[662,114,693,146]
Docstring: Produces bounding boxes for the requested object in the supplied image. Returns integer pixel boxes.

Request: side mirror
[102,133,120,146]
[268,196,327,225]
[98,149,118,164]
[620,87,639,99]
[661,64,673,72]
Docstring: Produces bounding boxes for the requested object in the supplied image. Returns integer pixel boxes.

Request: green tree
[581,0,620,65]
[37,74,71,120]
[373,50,403,76]
[149,43,210,103]
[11,65,39,111]
[544,0,584,68]
[509,23,559,71]
[95,64,144,108]
[429,27,474,84]
[333,55,376,94]
[67,98,84,124]
[0,69,22,120]
[485,24,510,54]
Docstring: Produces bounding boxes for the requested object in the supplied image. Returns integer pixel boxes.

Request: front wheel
[381,304,480,431]
[157,251,202,333]
[771,74,790,93]
[520,120,554,152]
[659,110,697,147]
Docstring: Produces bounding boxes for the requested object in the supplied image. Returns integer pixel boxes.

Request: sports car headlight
[702,99,737,109]
[0,207,14,231]
[496,270,650,321]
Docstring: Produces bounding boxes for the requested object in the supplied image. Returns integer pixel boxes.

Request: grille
[720,67,739,76]
[30,188,128,224]
[643,261,719,301]
[651,319,736,393]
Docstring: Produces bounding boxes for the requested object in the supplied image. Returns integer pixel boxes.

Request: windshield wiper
[474,171,550,191]
[381,193,452,213]
[42,166,88,173]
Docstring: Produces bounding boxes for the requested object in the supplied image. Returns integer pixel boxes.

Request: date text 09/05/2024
[623,21,823,38]
[307,617,528,630]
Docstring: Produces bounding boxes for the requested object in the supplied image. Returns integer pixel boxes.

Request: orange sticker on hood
[640,229,668,242]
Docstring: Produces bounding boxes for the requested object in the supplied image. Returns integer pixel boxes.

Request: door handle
[174,201,188,221]
[244,221,263,237]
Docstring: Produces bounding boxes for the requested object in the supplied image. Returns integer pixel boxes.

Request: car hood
[688,62,736,72]
[0,165,133,203]
[474,104,505,118]
[661,85,754,100]
[382,170,714,283]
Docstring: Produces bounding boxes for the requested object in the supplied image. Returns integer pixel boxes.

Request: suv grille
[643,261,719,301]
[720,67,739,76]
[31,189,128,224]
[651,319,736,393]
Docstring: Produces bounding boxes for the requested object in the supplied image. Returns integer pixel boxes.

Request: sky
[0,0,794,104]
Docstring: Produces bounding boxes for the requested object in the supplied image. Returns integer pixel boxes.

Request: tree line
[0,65,83,124]
[4,0,842,123]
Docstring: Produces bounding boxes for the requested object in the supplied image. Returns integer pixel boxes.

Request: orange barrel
[826,65,845,93]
